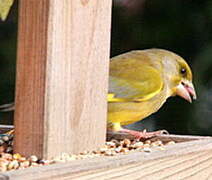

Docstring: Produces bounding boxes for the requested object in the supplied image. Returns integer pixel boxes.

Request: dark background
[1,0,212,136]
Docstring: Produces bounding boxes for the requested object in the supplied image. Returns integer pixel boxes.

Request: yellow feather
[0,0,14,21]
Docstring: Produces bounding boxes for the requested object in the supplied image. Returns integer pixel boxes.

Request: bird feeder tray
[0,125,211,179]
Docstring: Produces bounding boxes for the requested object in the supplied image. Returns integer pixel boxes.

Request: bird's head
[173,59,196,103]
[157,49,197,103]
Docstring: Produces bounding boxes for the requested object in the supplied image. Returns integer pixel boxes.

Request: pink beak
[176,81,197,103]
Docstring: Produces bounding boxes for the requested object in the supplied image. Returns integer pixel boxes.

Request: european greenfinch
[108,49,196,138]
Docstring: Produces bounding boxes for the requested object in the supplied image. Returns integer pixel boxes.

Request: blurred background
[1,0,212,136]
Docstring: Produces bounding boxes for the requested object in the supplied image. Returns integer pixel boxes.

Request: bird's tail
[0,103,15,112]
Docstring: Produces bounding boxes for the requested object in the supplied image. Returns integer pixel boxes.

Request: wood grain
[70,150,212,180]
[14,0,112,158]
[0,136,212,180]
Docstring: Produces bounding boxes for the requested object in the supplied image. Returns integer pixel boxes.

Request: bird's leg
[108,122,168,140]
[119,128,168,139]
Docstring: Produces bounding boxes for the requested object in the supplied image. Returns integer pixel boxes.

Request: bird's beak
[176,81,197,103]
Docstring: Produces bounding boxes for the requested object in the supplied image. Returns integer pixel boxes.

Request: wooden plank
[14,0,112,159]
[149,134,212,143]
[0,124,209,143]
[0,123,209,143]
[107,131,212,142]
[71,150,212,180]
[0,137,212,180]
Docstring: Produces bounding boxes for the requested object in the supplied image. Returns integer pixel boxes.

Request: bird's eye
[180,68,186,74]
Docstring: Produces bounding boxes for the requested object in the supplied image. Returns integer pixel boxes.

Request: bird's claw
[120,128,169,140]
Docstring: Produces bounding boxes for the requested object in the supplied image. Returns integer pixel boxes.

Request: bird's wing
[108,61,163,103]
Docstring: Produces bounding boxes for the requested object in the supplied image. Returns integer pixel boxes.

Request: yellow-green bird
[108,49,196,138]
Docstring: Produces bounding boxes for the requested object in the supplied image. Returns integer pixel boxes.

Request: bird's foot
[120,128,169,140]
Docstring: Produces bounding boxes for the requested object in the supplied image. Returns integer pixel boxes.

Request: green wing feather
[108,52,163,102]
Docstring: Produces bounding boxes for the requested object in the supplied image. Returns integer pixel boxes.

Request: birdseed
[0,133,176,172]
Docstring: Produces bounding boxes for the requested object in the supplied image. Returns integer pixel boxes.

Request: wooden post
[14,0,112,159]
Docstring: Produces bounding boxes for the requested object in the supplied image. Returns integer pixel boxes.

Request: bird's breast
[108,87,168,126]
